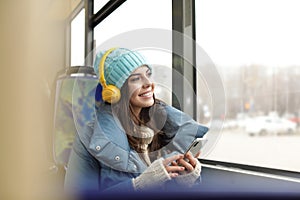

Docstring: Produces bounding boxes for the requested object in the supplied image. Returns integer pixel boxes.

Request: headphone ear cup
[102,85,121,104]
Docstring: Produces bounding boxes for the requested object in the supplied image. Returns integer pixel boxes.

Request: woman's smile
[139,90,153,98]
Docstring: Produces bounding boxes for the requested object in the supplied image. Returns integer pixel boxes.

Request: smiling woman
[64,47,209,194]
[52,0,300,198]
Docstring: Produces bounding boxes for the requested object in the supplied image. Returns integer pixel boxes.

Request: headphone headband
[99,47,117,88]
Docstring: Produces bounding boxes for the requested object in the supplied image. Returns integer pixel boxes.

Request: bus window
[71,8,85,66]
[93,0,172,104]
[196,0,300,172]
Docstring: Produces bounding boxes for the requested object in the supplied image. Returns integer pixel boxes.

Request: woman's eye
[130,77,140,82]
[147,72,152,77]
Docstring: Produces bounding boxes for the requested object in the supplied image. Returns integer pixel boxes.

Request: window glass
[196,0,300,172]
[94,0,172,103]
[71,9,85,66]
[93,0,110,14]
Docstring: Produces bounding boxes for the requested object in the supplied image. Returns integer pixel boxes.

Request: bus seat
[51,66,98,171]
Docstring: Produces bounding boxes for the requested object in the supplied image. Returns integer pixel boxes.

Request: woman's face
[127,65,155,115]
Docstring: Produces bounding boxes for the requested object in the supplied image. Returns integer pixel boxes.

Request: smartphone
[184,137,207,158]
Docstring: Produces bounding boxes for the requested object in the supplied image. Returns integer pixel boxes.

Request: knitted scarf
[134,125,154,166]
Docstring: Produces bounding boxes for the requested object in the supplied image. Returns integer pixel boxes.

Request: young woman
[64,48,208,195]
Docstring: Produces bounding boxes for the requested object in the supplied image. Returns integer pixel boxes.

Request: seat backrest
[52,66,98,169]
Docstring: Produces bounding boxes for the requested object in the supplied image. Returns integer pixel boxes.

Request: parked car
[245,116,297,136]
[288,117,300,127]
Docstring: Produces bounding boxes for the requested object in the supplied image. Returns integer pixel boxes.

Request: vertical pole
[84,0,94,66]
[172,0,196,119]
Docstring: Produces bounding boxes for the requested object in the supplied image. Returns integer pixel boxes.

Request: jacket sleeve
[64,135,135,194]
[160,105,209,154]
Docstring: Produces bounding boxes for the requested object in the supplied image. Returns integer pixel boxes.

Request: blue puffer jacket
[64,102,208,194]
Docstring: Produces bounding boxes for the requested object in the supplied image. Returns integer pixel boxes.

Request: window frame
[70,0,300,182]
[66,0,85,67]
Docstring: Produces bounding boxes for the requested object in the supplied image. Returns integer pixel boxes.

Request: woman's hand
[162,151,201,178]
[133,153,201,190]
[162,154,186,178]
[173,152,202,186]
[174,151,200,173]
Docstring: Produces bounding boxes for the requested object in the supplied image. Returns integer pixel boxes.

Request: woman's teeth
[140,92,152,97]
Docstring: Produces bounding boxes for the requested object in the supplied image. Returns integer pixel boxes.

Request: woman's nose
[142,75,152,87]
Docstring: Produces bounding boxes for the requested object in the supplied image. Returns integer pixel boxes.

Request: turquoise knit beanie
[93,48,150,89]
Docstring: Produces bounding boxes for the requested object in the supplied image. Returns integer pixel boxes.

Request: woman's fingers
[174,151,200,172]
[162,154,183,166]
[162,154,186,176]
[165,165,185,174]
[168,172,179,178]
[184,152,197,167]
[171,161,178,166]
[162,153,199,176]
[177,158,194,172]
[194,151,201,158]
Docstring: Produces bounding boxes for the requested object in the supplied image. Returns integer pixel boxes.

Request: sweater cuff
[175,159,201,187]
[132,158,171,191]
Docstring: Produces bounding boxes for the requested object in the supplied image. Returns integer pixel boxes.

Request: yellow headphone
[98,47,121,104]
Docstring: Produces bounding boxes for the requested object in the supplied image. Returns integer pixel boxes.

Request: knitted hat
[93,48,150,89]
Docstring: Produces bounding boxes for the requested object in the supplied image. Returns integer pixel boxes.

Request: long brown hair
[113,79,170,159]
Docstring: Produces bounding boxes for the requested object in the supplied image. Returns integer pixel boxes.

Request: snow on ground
[202,128,300,172]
